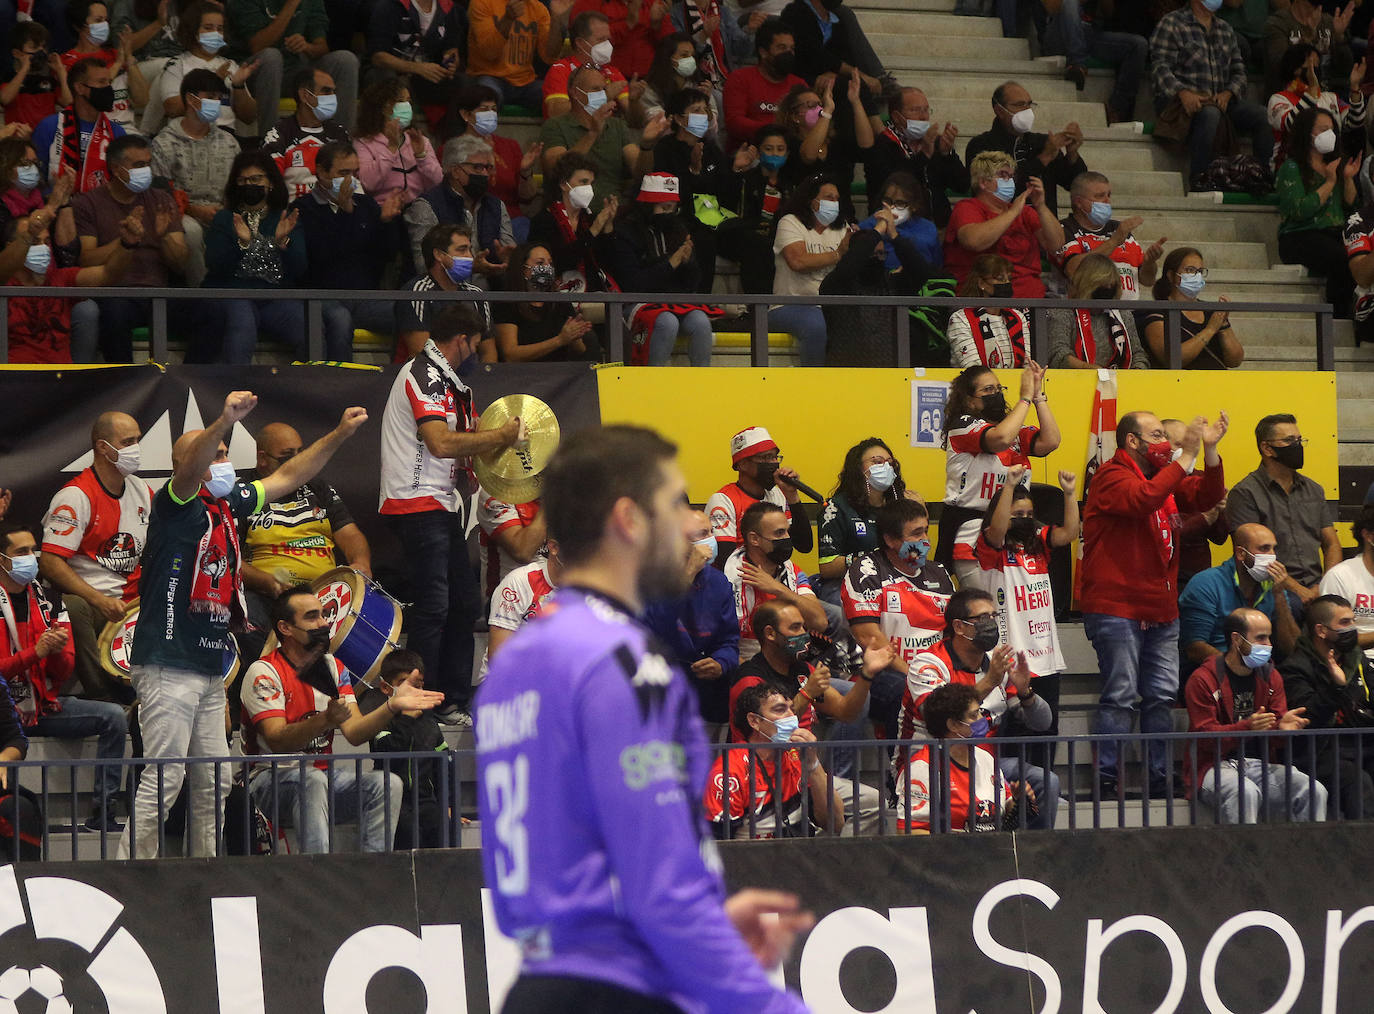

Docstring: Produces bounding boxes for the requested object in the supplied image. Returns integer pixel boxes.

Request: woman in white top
[154,0,258,136]
[947,252,1031,369]
[771,172,848,366]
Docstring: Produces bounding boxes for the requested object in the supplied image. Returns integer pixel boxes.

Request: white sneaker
[436,705,473,729]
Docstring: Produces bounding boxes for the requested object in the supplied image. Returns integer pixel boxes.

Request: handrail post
[751,300,769,367]
[151,297,168,362]
[1030,305,1049,363]
[1166,307,1183,370]
[1317,309,1335,371]
[606,303,624,363]
[895,303,911,368]
[307,299,324,362]
[0,296,8,364]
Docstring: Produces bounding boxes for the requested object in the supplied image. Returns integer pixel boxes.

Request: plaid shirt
[1149,6,1248,101]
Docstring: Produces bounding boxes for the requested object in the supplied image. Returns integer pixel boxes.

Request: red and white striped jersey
[841,550,954,667]
[704,746,805,838]
[488,558,557,633]
[1054,217,1144,298]
[899,638,1020,739]
[379,348,477,515]
[897,743,1008,833]
[943,416,1039,560]
[41,467,152,601]
[705,481,790,545]
[476,489,542,600]
[723,547,813,662]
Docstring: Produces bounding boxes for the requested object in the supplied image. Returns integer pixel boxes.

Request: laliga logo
[0,865,167,1014]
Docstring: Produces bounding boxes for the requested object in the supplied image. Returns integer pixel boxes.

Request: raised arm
[258,407,368,502]
[170,390,257,502]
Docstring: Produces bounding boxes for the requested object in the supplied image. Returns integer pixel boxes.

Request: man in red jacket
[1080,409,1227,797]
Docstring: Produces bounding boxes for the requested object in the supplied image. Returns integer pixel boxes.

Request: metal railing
[0,287,1339,370]
[1,727,1370,861]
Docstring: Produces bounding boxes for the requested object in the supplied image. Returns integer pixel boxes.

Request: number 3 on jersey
[485,756,530,895]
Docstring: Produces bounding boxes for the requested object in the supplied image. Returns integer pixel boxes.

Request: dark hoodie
[1281,632,1374,783]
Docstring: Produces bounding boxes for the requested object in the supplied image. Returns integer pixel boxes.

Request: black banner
[0,363,601,595]
[3,824,1374,1012]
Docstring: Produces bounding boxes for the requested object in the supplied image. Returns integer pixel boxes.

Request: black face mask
[754,460,779,488]
[463,175,489,200]
[301,625,330,651]
[961,616,1000,654]
[820,0,843,11]
[1332,626,1360,654]
[1007,517,1039,543]
[236,183,267,206]
[1272,441,1304,471]
[765,536,794,565]
[771,51,796,76]
[990,281,1013,298]
[85,84,115,112]
[980,390,1008,423]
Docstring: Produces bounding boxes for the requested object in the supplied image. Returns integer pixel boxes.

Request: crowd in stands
[1,0,1372,364]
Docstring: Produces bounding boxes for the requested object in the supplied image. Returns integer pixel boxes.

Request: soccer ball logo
[0,966,70,1014]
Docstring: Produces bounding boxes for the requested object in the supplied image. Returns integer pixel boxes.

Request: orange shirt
[467,0,551,87]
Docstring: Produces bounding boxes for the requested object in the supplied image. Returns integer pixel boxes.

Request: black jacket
[863,132,970,228]
[819,227,936,366]
[964,119,1087,217]
[598,212,702,294]
[1281,633,1374,779]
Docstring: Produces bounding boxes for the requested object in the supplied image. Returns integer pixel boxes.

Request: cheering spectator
[947,254,1029,369]
[150,67,240,286]
[1046,253,1149,370]
[1263,0,1355,94]
[1184,607,1324,823]
[1227,413,1339,596]
[1180,522,1302,664]
[965,81,1085,217]
[527,151,618,289]
[405,135,513,282]
[2,21,66,131]
[452,83,540,225]
[33,56,124,190]
[857,169,939,269]
[816,436,917,604]
[706,425,812,563]
[600,171,718,366]
[61,0,148,134]
[1141,246,1245,368]
[157,0,258,137]
[365,0,464,114]
[722,18,802,151]
[494,243,596,361]
[936,362,1059,586]
[670,0,754,90]
[1081,410,1228,797]
[543,11,631,119]
[724,500,827,662]
[486,543,562,659]
[261,66,350,199]
[467,0,571,109]
[354,77,441,208]
[1150,0,1273,186]
[781,76,874,179]
[864,86,966,228]
[945,151,1064,298]
[770,172,846,367]
[224,0,360,131]
[1164,417,1231,591]
[642,31,718,124]
[571,0,673,79]
[715,124,789,293]
[1040,0,1147,125]
[0,138,50,227]
[395,222,491,361]
[476,486,545,608]
[1320,504,1374,664]
[1277,105,1359,317]
[1056,170,1163,296]
[1267,43,1367,175]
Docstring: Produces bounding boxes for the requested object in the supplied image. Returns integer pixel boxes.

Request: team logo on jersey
[47,505,78,539]
[708,506,731,534]
[501,586,519,603]
[909,779,929,804]
[886,591,902,613]
[854,521,867,536]
[96,532,140,575]
[615,645,672,720]
[252,673,282,704]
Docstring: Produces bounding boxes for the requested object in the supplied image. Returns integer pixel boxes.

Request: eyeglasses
[994,170,1016,180]
[999,99,1037,112]
[461,162,493,173]
[237,175,269,186]
[755,454,784,464]
[975,384,1008,396]
[1180,267,1208,277]
[1267,436,1308,448]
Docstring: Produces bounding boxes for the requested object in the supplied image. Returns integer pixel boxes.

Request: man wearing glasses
[965,80,1086,217]
[403,133,514,282]
[1227,413,1339,597]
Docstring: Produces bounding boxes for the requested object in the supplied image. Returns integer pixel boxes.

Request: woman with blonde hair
[1046,252,1149,370]
[947,252,1030,368]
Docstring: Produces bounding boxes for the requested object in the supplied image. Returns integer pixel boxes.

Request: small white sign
[911,379,950,449]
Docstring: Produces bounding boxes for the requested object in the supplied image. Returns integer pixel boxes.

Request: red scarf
[963,308,1027,367]
[189,492,247,629]
[49,106,115,192]
[0,584,63,725]
[1073,307,1132,369]
[551,201,620,293]
[681,0,728,86]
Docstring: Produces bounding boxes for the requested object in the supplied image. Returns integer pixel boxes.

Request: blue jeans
[1176,99,1273,181]
[249,763,402,852]
[768,304,827,366]
[323,298,393,350]
[222,299,333,364]
[648,309,714,366]
[823,677,867,780]
[996,752,1060,829]
[1042,0,1147,118]
[1084,612,1180,782]
[28,697,127,811]
[1198,757,1328,824]
[475,76,544,110]
[389,510,482,710]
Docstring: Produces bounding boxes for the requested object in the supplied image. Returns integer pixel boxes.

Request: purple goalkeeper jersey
[475,586,809,1014]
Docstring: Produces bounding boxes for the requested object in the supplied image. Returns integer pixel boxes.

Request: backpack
[1194,155,1274,197]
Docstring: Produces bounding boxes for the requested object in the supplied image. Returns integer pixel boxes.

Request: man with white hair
[403,133,513,282]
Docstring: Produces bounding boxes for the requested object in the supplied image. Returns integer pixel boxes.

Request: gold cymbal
[474,394,561,504]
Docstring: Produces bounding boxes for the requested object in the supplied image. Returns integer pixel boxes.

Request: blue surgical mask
[23,244,50,275]
[473,109,499,135]
[904,119,930,140]
[87,19,110,44]
[446,256,474,283]
[198,30,225,53]
[1240,638,1273,670]
[1202,0,1223,10]
[581,88,608,114]
[759,153,786,173]
[815,199,839,226]
[195,96,222,123]
[866,461,895,492]
[329,174,346,198]
[899,537,930,566]
[965,716,990,738]
[205,460,237,498]
[1177,272,1205,297]
[124,166,153,193]
[768,713,799,744]
[311,92,338,121]
[391,101,413,128]
[693,534,717,560]
[1088,201,1112,228]
[4,553,37,586]
[994,177,1016,202]
[15,164,39,191]
[685,112,709,138]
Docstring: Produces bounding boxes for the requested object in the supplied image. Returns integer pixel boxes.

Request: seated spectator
[1046,252,1149,370]
[856,169,939,270]
[2,21,66,131]
[396,222,492,361]
[0,521,127,832]
[33,55,125,190]
[1040,0,1148,125]
[670,0,757,94]
[241,586,442,853]
[599,171,718,367]
[945,151,1064,299]
[494,243,596,361]
[0,690,37,859]
[150,67,240,286]
[540,64,668,210]
[1149,0,1274,187]
[261,66,349,199]
[354,76,442,209]
[642,32,719,125]
[486,542,562,659]
[224,0,359,131]
[543,10,631,120]
[722,18,803,152]
[365,0,464,115]
[571,0,672,80]
[819,205,937,367]
[1267,43,1367,175]
[292,140,404,343]
[778,77,874,181]
[725,501,827,663]
[936,362,1059,585]
[864,86,967,228]
[451,83,539,229]
[1347,192,1374,342]
[706,425,811,564]
[965,81,1085,217]
[1277,105,1359,317]
[1181,522,1302,667]
[157,0,258,138]
[404,134,513,282]
[1141,246,1245,368]
[947,253,1030,369]
[527,151,618,290]
[816,437,919,605]
[1320,505,1374,664]
[1227,412,1339,597]
[1185,607,1325,822]
[60,0,148,135]
[0,137,65,232]
[467,0,570,110]
[112,0,186,130]
[642,509,738,730]
[1056,170,1163,297]
[770,172,847,367]
[714,123,787,294]
[1263,0,1354,95]
[68,133,192,362]
[896,682,1015,834]
[1282,593,1374,818]
[476,486,544,604]
[354,649,449,850]
[1164,417,1230,592]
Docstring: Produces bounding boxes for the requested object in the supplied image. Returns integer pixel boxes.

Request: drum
[262,568,403,683]
[98,599,241,687]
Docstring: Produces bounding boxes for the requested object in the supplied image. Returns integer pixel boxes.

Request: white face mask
[1169,445,1194,474]
[589,40,613,67]
[103,439,141,476]
[1314,128,1337,155]
[567,183,594,210]
[205,459,237,498]
[889,205,910,226]
[1242,549,1277,583]
[1009,107,1035,134]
